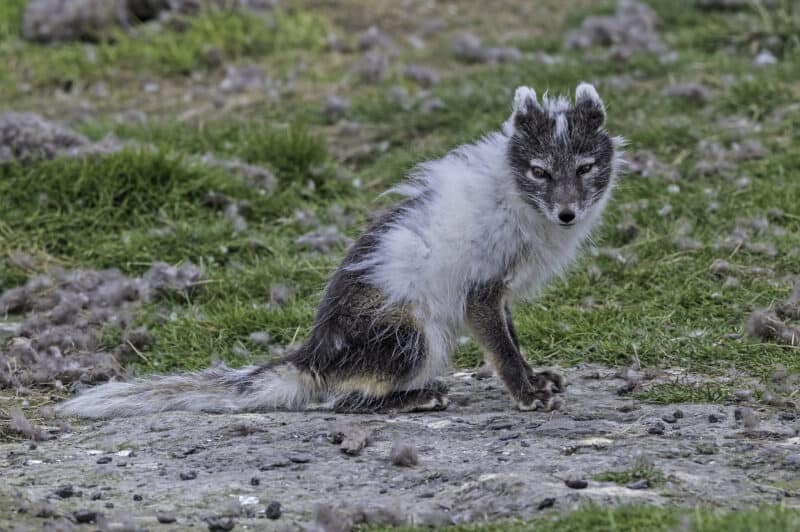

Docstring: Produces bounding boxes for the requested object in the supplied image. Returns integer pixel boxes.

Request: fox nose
[558,209,576,224]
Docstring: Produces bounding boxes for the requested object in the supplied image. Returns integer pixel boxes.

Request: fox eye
[529,166,551,180]
[577,163,594,176]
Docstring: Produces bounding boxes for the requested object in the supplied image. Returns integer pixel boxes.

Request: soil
[2,365,799,529]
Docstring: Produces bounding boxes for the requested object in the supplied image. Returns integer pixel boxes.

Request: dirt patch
[565,0,666,60]
[2,365,799,529]
[21,0,278,43]
[0,263,203,393]
[0,112,122,162]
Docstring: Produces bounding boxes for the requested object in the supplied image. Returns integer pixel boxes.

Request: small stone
[626,478,649,490]
[648,422,665,435]
[247,331,271,346]
[250,477,260,486]
[180,470,197,480]
[661,82,711,104]
[205,515,235,531]
[340,429,369,456]
[673,409,684,419]
[54,485,74,498]
[96,456,112,464]
[265,501,281,520]
[288,453,311,464]
[105,502,114,509]
[133,494,143,501]
[323,95,350,124]
[565,479,588,489]
[734,389,752,402]
[783,454,800,469]
[696,443,718,455]
[487,419,515,431]
[708,413,723,423]
[389,442,418,467]
[73,510,97,524]
[537,497,556,510]
[661,415,677,424]
[157,512,177,524]
[754,50,777,67]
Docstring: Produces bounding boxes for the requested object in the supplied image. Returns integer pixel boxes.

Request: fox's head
[504,83,624,227]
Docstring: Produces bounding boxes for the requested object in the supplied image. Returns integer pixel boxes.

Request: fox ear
[513,86,539,117]
[503,86,543,135]
[575,82,605,130]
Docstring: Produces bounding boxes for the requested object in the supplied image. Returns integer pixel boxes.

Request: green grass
[0,7,329,91]
[592,463,667,487]
[2,0,800,528]
[636,382,735,404]
[0,0,798,379]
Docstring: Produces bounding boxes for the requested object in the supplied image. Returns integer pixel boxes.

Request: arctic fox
[59,83,624,418]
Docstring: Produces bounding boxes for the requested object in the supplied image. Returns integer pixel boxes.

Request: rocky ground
[1,0,800,529]
[3,365,800,530]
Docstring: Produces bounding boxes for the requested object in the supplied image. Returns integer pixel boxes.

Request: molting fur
[58,83,624,418]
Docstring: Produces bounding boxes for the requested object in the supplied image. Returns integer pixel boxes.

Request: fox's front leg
[504,303,565,394]
[467,283,561,411]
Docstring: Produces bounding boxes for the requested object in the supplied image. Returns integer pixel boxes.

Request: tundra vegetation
[1,0,799,529]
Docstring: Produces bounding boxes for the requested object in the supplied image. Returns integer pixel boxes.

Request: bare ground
[2,364,799,530]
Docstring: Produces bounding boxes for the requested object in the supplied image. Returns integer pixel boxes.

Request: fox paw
[529,370,565,394]
[515,393,561,412]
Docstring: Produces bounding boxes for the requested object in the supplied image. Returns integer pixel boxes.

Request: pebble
[661,415,677,424]
[206,515,235,531]
[537,497,556,509]
[265,501,282,520]
[180,470,197,480]
[250,477,260,486]
[626,478,649,490]
[487,419,515,431]
[648,422,666,435]
[96,456,112,464]
[133,494,143,501]
[247,331,271,347]
[323,95,351,124]
[73,509,97,524]
[54,485,75,498]
[565,479,588,489]
[157,512,177,524]
[673,409,684,419]
[288,453,311,464]
[708,414,724,423]
[390,442,418,467]
[754,50,777,67]
[783,454,800,469]
[340,430,369,456]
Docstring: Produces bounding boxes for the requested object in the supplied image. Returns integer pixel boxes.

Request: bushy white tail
[57,364,315,419]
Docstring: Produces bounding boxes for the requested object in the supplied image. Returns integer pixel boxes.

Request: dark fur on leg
[504,303,522,353]
[467,281,560,411]
[333,385,449,414]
